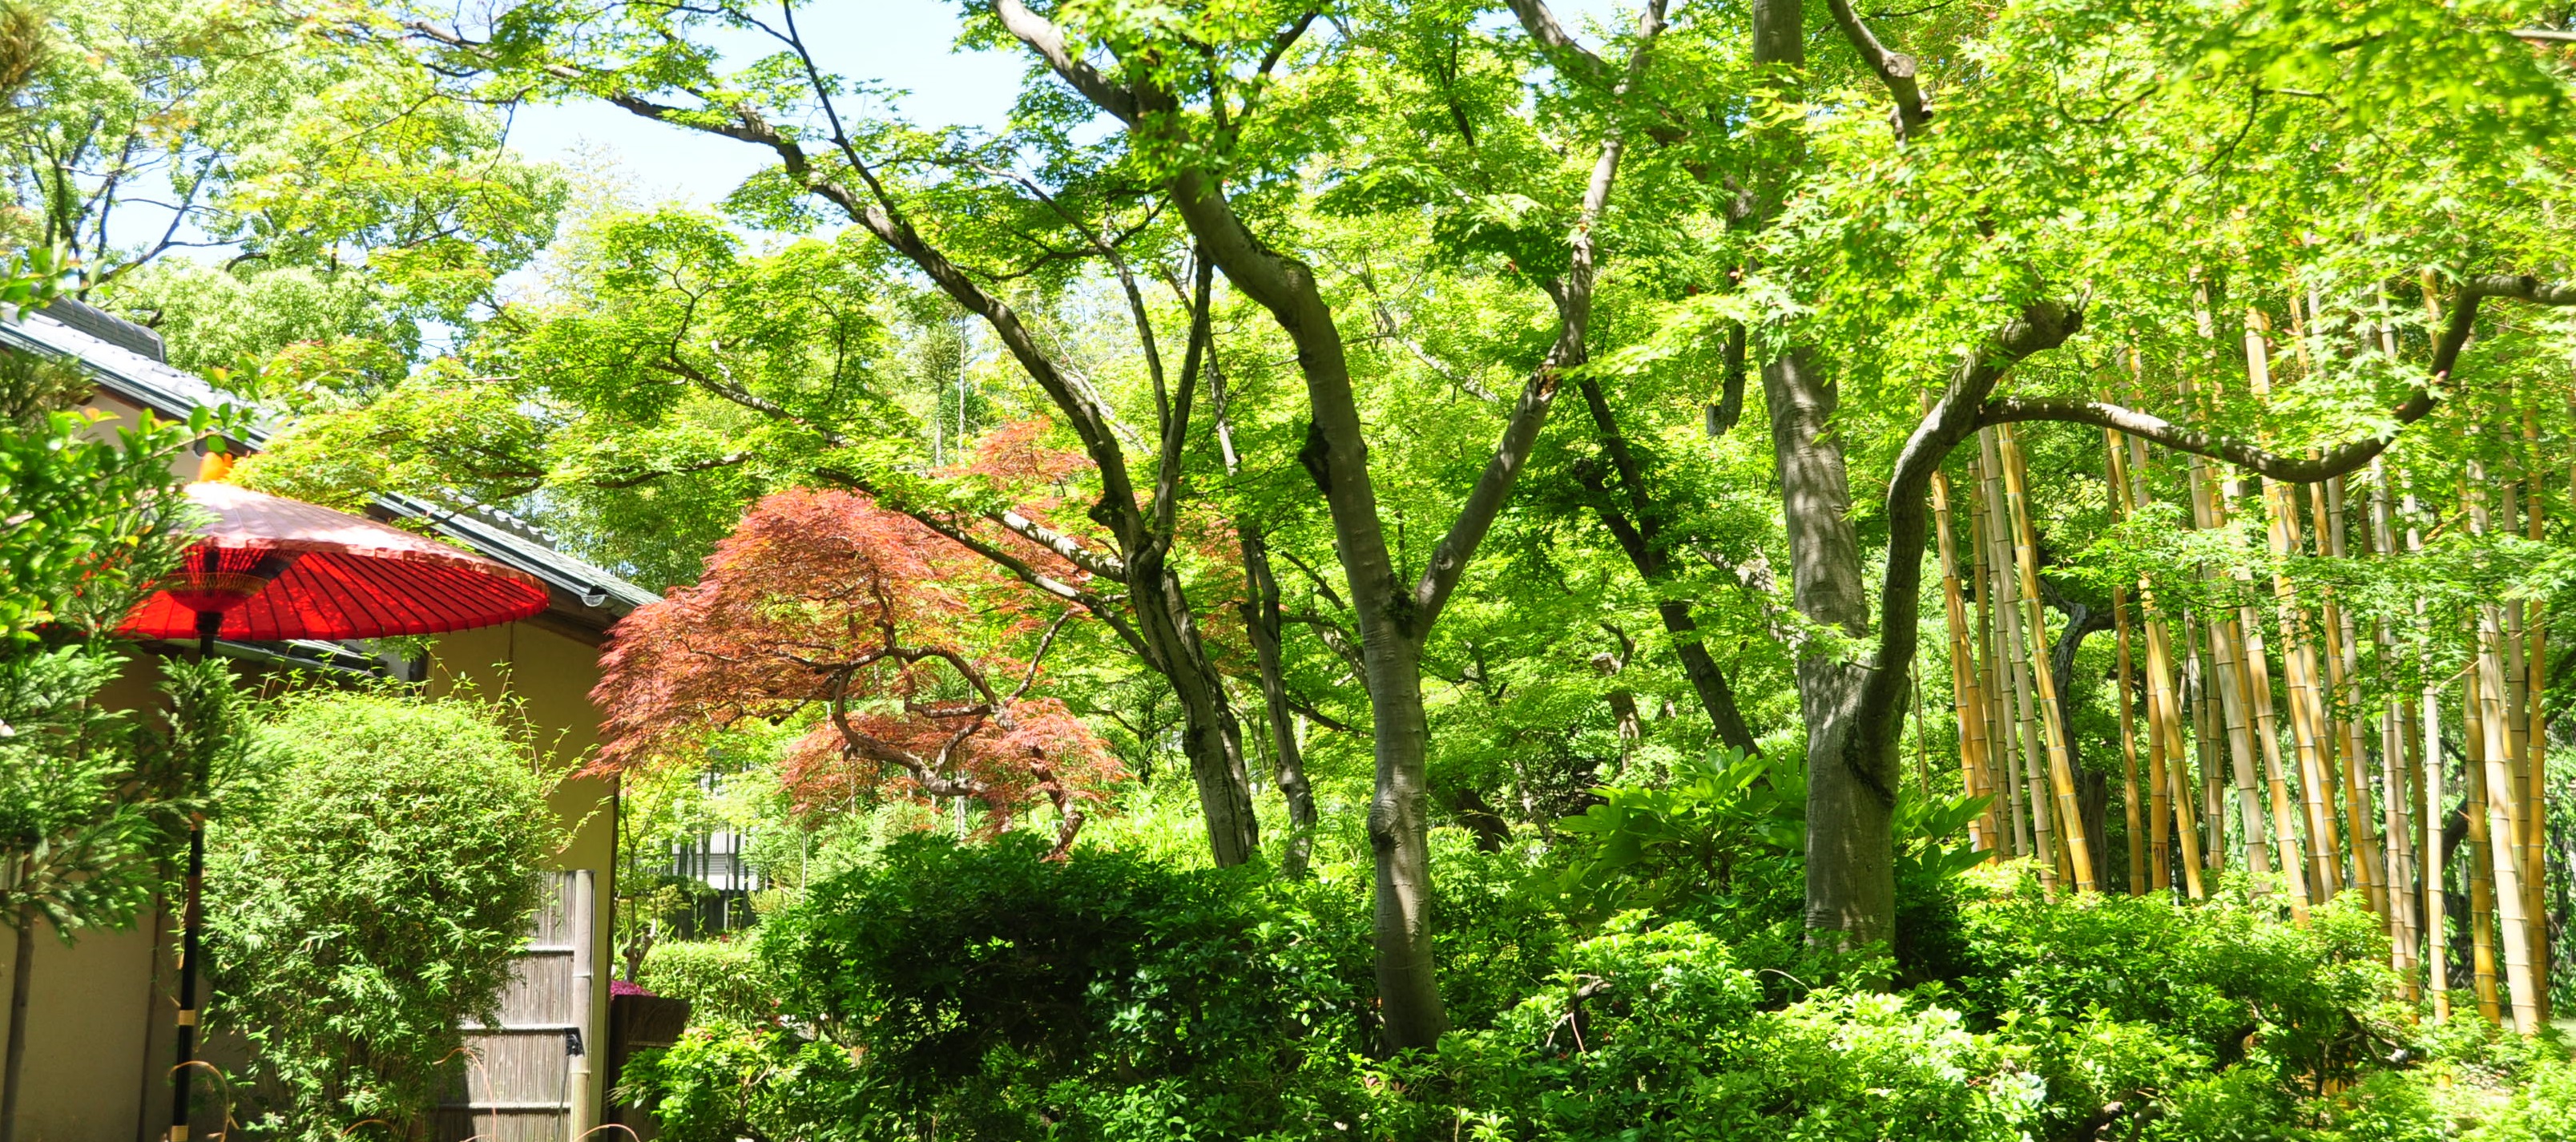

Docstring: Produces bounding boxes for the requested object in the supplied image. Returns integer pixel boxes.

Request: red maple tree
[591,486,1124,858]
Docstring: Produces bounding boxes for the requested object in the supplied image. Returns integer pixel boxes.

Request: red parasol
[120,481,549,644]
[123,480,549,1139]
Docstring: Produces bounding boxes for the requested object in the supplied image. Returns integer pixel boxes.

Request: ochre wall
[0,619,618,1140]
[429,618,620,1101]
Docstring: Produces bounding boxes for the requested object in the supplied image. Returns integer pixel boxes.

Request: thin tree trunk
[1570,377,1764,757]
[1211,346,1317,875]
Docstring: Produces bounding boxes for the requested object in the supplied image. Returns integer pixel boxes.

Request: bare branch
[1502,0,1614,84]
[1411,0,1667,634]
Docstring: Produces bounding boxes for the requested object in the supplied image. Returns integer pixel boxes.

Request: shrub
[205,690,559,1140]
[1956,879,2401,1081]
[1385,916,2038,1141]
[639,938,776,1028]
[707,832,1375,1139]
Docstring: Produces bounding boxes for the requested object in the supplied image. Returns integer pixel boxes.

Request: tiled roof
[1,303,659,621]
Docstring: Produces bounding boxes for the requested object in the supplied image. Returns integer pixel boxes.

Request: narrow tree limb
[1503,0,1615,86]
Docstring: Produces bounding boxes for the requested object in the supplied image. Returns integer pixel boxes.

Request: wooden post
[568,868,598,1140]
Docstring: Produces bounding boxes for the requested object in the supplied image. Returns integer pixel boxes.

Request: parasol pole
[169,609,218,1140]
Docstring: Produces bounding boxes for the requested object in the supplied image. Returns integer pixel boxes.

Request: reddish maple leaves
[591,486,1124,858]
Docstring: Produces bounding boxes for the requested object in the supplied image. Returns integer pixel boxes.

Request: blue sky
[498,0,1624,208]
[498,2,1032,208]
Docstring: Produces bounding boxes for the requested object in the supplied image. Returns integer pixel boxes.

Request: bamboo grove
[1931,281,2573,1035]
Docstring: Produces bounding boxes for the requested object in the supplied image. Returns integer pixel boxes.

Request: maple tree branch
[992,0,1142,123]
[1503,0,1614,86]
[1281,690,1357,734]
[1822,0,1929,137]
[1860,298,2083,748]
[990,509,1127,581]
[1010,610,1077,701]
[1411,0,1664,636]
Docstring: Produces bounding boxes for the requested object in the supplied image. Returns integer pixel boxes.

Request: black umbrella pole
[170,615,216,1140]
[168,824,204,1141]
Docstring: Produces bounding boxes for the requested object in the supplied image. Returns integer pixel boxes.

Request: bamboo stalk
[2001,423,2098,891]
[2186,615,2227,876]
[2467,458,2542,1034]
[2127,437,2207,900]
[2466,662,2501,1024]
[2106,419,2147,894]
[2190,452,2280,884]
[2403,473,2449,1019]
[2366,459,2422,991]
[2243,312,2344,902]
[1933,465,1998,855]
[1981,431,2049,872]
[1969,482,2019,862]
[2522,411,2550,1022]
[2318,475,2389,918]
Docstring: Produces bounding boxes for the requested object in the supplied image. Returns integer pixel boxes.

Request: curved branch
[1981,272,2575,482]
[1855,299,2082,743]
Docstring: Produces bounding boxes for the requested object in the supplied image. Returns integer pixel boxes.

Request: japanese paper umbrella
[119,481,546,1139]
[120,480,549,646]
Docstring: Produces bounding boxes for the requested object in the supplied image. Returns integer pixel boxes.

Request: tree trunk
[1212,355,1319,876]
[1764,349,1895,946]
[1570,376,1764,757]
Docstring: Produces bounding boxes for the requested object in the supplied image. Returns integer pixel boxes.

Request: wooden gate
[438,870,597,1142]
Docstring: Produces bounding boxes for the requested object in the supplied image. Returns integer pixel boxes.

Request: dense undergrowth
[620,763,2576,1142]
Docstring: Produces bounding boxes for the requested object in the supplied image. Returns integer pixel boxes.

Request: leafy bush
[639,938,776,1028]
[620,832,1382,1140]
[619,829,2561,1142]
[1957,878,2402,1083]
[205,690,560,1140]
